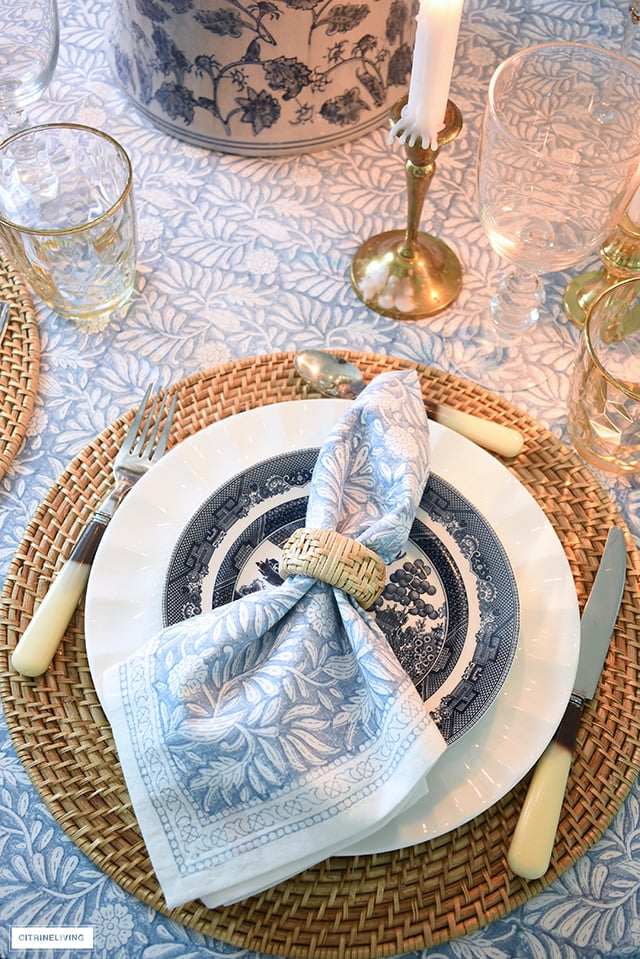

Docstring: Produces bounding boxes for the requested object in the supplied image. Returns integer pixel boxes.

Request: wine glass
[478,42,640,339]
[0,0,60,134]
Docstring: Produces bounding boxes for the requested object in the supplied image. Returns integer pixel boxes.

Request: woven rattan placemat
[0,250,39,480]
[1,350,639,959]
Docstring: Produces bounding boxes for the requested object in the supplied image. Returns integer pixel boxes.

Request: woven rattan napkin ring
[279,527,386,609]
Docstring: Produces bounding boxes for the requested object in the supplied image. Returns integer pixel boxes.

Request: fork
[11,384,178,678]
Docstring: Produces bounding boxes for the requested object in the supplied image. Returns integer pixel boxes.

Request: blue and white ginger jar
[107,0,418,155]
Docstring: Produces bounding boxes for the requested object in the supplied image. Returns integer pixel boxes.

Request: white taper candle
[392,0,464,150]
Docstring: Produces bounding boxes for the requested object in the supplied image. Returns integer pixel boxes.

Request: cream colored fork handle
[11,518,107,677]
[11,559,92,677]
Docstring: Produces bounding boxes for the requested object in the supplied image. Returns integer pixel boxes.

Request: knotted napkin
[101,369,447,909]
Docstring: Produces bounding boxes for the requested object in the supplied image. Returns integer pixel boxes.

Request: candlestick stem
[351,97,463,320]
[402,153,435,254]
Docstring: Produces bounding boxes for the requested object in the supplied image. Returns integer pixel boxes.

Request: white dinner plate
[85,399,580,851]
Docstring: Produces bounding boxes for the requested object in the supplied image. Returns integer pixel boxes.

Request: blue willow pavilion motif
[108,0,415,149]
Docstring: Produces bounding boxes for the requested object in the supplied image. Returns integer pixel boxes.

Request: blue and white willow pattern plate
[163,448,520,745]
[106,0,418,155]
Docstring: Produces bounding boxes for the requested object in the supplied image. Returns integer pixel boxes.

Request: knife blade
[507,525,627,880]
[0,301,10,348]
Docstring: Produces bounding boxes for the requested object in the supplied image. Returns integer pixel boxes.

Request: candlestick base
[563,270,612,328]
[351,97,463,320]
[350,230,462,320]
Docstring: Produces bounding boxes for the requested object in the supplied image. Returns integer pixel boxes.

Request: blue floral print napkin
[101,370,447,909]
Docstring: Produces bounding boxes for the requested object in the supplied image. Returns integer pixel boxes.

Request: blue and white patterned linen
[101,370,446,910]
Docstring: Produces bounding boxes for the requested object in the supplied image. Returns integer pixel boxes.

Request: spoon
[294,350,524,458]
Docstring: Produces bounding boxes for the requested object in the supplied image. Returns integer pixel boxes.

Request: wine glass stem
[594,7,639,122]
[491,268,545,335]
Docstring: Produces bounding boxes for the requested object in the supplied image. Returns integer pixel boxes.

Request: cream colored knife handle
[11,519,108,677]
[507,695,583,880]
[432,404,524,458]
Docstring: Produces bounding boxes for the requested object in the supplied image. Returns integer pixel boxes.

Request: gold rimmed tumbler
[567,276,640,473]
[0,122,137,322]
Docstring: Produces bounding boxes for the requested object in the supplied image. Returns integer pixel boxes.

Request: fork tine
[153,392,177,461]
[120,383,154,456]
[134,388,177,462]
[138,390,175,461]
[135,390,164,458]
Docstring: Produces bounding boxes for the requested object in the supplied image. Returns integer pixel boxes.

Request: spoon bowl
[294,350,364,399]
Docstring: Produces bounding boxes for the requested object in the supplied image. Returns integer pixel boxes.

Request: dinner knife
[507,525,627,880]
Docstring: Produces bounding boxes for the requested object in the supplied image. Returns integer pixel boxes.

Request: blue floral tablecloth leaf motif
[101,370,446,910]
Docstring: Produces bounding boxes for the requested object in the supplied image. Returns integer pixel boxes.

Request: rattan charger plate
[2,351,640,959]
[0,249,40,481]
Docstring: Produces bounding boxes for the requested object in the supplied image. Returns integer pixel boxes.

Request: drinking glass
[478,42,640,337]
[0,0,60,133]
[0,123,137,322]
[567,276,640,472]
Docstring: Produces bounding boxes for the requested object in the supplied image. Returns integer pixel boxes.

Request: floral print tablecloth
[1,1,640,957]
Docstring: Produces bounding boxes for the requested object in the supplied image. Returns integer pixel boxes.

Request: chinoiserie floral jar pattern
[107,0,418,156]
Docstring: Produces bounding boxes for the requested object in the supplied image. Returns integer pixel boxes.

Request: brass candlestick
[350,97,463,321]
[563,210,640,328]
